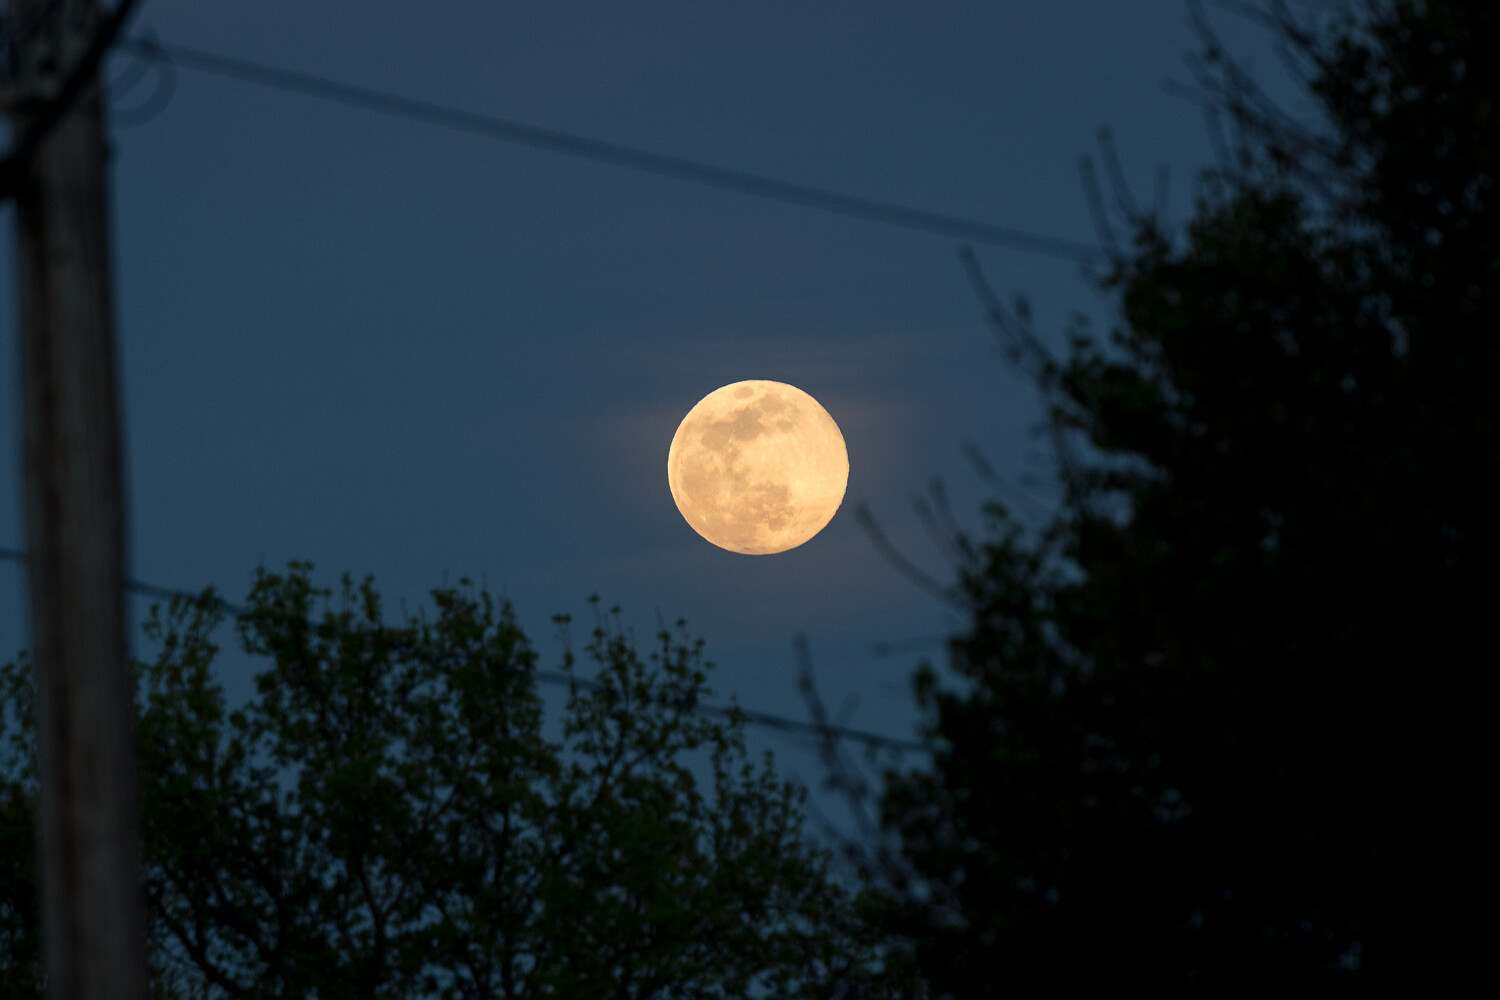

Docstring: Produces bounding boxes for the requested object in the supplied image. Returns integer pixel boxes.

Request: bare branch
[961,441,1056,526]
[853,506,962,609]
[1097,126,1141,222]
[1078,155,1122,257]
[958,246,1060,381]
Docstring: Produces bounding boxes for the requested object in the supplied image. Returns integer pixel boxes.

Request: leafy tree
[856,0,1494,991]
[1,564,922,998]
[0,669,41,997]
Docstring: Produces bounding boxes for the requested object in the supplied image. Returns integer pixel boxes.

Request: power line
[0,546,935,754]
[114,35,1107,263]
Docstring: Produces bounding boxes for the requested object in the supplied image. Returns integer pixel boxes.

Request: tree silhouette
[2,565,921,998]
[866,0,1495,991]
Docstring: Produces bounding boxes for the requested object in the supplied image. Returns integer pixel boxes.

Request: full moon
[668,380,849,555]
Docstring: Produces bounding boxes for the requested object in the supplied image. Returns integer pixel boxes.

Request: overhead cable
[115,36,1107,263]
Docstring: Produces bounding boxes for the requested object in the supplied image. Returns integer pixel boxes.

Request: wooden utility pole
[3,0,149,996]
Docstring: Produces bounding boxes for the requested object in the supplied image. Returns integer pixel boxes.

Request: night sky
[2,1,1301,842]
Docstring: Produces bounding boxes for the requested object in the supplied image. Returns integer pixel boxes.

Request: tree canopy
[2,565,920,998]
[867,0,1495,991]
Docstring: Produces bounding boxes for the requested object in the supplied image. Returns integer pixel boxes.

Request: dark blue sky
[2,0,1305,839]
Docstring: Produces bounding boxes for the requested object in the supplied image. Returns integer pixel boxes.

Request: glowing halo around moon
[668,380,849,555]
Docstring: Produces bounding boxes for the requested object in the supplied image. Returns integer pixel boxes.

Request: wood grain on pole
[8,0,151,996]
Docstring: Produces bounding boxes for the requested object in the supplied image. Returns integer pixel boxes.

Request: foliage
[1,564,922,998]
[0,657,40,997]
[868,0,1495,992]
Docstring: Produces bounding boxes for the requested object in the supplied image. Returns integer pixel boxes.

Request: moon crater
[668,380,849,555]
